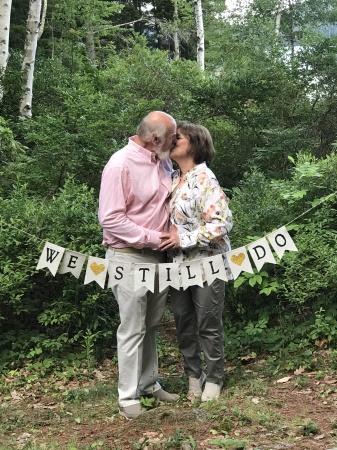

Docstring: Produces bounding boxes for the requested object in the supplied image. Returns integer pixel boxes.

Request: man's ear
[152,134,162,145]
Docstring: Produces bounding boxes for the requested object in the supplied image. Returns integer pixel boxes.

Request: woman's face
[169,129,191,162]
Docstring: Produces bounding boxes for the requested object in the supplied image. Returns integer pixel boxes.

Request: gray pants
[106,248,168,407]
[170,278,225,384]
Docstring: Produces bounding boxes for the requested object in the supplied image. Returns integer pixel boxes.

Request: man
[98,111,179,420]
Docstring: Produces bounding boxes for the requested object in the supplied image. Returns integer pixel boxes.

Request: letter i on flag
[36,242,65,276]
[158,263,181,292]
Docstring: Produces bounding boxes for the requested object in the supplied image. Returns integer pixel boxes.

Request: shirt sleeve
[98,164,161,249]
[179,175,233,249]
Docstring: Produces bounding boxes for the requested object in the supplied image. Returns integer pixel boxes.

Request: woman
[159,122,233,401]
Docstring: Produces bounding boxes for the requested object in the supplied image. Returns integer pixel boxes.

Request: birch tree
[0,0,12,101]
[20,0,43,118]
[173,0,180,60]
[194,0,205,71]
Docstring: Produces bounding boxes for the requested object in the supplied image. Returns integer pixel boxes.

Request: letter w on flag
[36,242,65,276]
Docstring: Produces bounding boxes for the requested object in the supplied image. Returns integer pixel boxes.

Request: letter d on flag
[36,242,65,276]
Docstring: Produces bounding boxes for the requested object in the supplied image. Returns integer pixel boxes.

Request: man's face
[155,128,177,160]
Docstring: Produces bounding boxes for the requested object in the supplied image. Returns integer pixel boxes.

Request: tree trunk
[194,0,204,71]
[20,0,43,118]
[85,19,96,65]
[0,0,12,101]
[173,0,180,60]
[38,0,47,40]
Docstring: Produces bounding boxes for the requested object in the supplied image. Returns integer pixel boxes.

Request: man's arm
[98,164,162,249]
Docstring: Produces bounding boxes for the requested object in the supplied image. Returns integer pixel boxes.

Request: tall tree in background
[173,0,180,59]
[0,0,13,101]
[20,0,43,118]
[194,0,205,70]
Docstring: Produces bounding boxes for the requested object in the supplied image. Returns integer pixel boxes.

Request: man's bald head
[137,111,177,158]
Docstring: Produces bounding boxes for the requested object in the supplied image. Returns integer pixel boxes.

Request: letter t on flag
[36,242,65,276]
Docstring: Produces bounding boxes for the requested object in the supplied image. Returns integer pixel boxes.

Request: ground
[1,319,337,450]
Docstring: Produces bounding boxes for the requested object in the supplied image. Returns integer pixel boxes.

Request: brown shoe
[119,403,143,420]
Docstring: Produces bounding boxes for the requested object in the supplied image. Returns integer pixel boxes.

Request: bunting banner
[59,250,86,278]
[202,255,228,285]
[35,226,298,291]
[134,263,156,293]
[158,263,181,292]
[267,226,298,258]
[107,261,133,289]
[247,237,277,272]
[226,246,254,280]
[84,256,108,288]
[36,242,65,276]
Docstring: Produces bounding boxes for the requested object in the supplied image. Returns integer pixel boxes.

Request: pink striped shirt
[98,137,172,249]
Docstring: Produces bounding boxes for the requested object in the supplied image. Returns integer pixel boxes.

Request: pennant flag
[84,256,108,288]
[267,226,298,259]
[107,261,133,289]
[59,250,86,278]
[226,246,253,280]
[36,242,65,276]
[247,237,276,271]
[134,263,156,293]
[202,255,228,285]
[158,263,181,292]
[180,260,204,290]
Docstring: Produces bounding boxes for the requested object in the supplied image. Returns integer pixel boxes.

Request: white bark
[173,0,180,60]
[0,0,12,101]
[38,0,47,40]
[275,0,285,35]
[20,0,43,118]
[194,0,204,71]
[85,19,96,65]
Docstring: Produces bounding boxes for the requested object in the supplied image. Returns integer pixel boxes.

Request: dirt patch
[1,322,337,449]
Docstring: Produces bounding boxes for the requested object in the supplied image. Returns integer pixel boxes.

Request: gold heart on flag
[90,262,106,275]
[231,253,245,266]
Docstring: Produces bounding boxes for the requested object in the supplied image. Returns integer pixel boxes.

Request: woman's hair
[177,121,215,166]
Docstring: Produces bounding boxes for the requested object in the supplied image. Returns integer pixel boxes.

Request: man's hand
[159,227,181,251]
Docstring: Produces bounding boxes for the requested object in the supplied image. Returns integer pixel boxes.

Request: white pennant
[134,263,156,293]
[158,263,181,292]
[226,246,253,280]
[267,226,298,259]
[247,237,276,271]
[202,255,228,285]
[84,256,108,288]
[36,241,65,276]
[107,261,133,289]
[180,260,204,290]
[59,250,86,278]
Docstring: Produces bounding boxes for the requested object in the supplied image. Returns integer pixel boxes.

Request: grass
[2,339,337,449]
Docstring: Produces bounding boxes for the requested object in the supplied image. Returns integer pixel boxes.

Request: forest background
[1,0,337,377]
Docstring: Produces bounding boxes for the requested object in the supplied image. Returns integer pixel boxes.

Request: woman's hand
[159,227,181,251]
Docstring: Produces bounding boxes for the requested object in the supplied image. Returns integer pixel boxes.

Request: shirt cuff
[148,230,162,249]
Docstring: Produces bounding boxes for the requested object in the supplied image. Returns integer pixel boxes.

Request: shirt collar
[129,136,157,163]
[180,162,207,180]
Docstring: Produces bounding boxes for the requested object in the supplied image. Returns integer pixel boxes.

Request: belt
[108,246,161,255]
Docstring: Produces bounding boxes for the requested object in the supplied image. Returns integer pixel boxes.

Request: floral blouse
[168,162,233,275]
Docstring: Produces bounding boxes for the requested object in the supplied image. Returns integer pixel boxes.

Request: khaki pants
[106,248,168,407]
[170,278,225,384]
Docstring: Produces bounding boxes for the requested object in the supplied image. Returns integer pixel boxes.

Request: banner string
[2,190,337,249]
[282,190,337,230]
